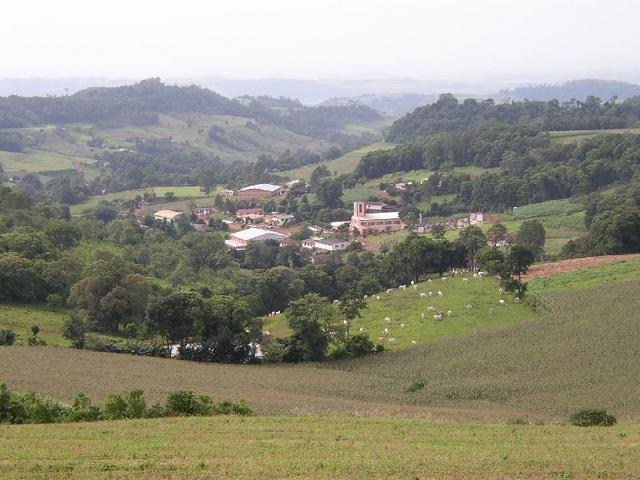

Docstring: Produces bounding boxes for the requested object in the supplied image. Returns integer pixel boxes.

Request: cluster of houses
[150,181,485,256]
[412,212,485,234]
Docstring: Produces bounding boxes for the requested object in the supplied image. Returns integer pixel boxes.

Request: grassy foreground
[1,415,638,479]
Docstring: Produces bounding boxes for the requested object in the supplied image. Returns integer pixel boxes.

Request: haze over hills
[503,79,640,102]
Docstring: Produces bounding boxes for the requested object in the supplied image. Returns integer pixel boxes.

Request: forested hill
[385,93,640,143]
[505,79,640,103]
[0,78,381,140]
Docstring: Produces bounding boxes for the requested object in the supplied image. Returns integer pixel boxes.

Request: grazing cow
[420,293,427,298]
[427,306,435,311]
[386,288,393,294]
[428,279,433,283]
[384,317,391,325]
[499,299,506,306]
[437,291,444,297]
[466,304,473,310]
[515,297,522,304]
[411,340,417,345]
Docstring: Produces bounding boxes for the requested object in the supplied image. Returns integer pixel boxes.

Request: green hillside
[282,141,394,179]
[264,275,536,350]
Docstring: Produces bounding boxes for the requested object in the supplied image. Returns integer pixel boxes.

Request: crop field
[2,278,640,423]
[549,127,640,144]
[282,141,394,179]
[2,416,639,480]
[511,197,585,220]
[3,279,640,423]
[264,275,536,350]
[69,186,212,215]
[0,149,79,175]
[528,254,640,289]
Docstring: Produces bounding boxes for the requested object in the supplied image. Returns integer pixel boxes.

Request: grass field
[0,304,71,346]
[2,415,638,480]
[264,275,536,350]
[282,141,394,179]
[69,186,212,215]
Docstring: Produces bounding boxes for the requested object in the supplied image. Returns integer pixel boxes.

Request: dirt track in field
[524,253,640,279]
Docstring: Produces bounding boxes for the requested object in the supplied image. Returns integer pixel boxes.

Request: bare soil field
[524,253,640,279]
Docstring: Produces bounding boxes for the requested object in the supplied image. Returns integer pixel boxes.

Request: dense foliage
[0,383,251,425]
[386,93,640,143]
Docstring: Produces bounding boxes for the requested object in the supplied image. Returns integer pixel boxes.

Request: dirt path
[524,253,640,280]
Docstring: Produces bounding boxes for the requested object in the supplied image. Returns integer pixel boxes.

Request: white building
[314,238,348,252]
[225,227,290,250]
[154,209,183,222]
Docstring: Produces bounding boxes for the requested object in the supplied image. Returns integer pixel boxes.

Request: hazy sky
[2,0,639,82]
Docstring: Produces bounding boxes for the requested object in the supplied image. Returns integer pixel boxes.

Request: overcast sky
[2,0,639,82]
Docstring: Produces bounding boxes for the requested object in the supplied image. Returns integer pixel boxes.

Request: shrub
[570,409,616,427]
[214,400,253,416]
[406,379,426,393]
[0,330,16,346]
[165,391,212,416]
[63,315,86,348]
[101,395,128,420]
[329,333,380,360]
[262,340,288,363]
[64,393,100,422]
[125,389,147,418]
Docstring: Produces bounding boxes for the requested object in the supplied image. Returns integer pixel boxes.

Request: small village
[145,181,485,258]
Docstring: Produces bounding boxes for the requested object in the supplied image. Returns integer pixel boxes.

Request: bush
[125,389,147,418]
[100,395,128,420]
[0,384,251,424]
[0,330,16,346]
[64,393,100,422]
[406,379,426,393]
[570,409,616,427]
[165,391,212,416]
[329,333,381,360]
[63,315,86,349]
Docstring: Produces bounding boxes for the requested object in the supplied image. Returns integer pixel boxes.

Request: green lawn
[1,415,638,479]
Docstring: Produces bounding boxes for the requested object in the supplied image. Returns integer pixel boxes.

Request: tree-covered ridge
[506,79,640,103]
[385,93,640,143]
[0,78,381,141]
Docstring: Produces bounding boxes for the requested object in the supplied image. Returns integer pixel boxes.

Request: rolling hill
[0,79,388,180]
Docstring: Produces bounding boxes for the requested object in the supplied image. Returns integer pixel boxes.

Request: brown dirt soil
[524,253,640,280]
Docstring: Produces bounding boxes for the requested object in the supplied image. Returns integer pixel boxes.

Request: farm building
[154,209,183,223]
[224,227,290,250]
[237,183,283,200]
[350,201,403,237]
[314,238,348,252]
[268,213,295,227]
[236,208,264,221]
